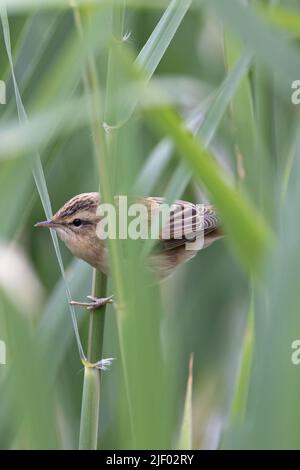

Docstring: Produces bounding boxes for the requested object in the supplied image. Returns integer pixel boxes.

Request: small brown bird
[35,192,222,309]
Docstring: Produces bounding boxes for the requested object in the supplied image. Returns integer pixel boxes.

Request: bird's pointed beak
[34,219,56,228]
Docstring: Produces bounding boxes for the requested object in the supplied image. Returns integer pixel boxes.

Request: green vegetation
[0,0,300,450]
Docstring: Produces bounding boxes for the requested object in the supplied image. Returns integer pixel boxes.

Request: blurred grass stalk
[178,354,193,450]
[222,25,256,429]
[228,298,254,424]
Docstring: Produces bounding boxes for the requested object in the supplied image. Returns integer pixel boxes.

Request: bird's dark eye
[73,219,82,227]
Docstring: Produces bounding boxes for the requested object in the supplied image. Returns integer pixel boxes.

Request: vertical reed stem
[71,3,110,450]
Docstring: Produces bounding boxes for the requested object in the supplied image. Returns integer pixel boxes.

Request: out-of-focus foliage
[0,0,300,450]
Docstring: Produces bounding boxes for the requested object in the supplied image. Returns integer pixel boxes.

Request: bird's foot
[69,295,114,311]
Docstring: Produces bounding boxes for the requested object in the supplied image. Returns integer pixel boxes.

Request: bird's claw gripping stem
[69,295,114,311]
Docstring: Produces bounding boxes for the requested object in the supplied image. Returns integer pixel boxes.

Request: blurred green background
[0,0,300,450]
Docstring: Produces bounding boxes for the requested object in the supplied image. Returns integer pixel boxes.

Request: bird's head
[35,192,104,268]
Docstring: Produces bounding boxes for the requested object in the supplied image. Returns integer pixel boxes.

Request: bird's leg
[69,295,114,311]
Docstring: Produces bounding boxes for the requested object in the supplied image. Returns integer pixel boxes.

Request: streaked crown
[53,192,100,224]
